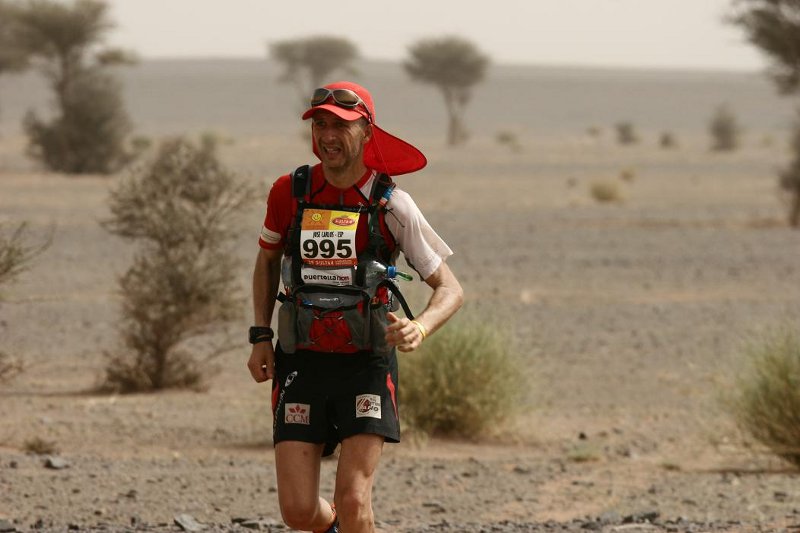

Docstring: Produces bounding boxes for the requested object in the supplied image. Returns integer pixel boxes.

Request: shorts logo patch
[285,403,310,425]
[355,394,381,419]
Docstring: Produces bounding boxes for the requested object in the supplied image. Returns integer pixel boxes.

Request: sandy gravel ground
[1,133,800,532]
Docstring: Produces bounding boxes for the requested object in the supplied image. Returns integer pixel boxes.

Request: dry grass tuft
[589,180,624,203]
[728,326,800,468]
[400,313,524,439]
[23,437,58,456]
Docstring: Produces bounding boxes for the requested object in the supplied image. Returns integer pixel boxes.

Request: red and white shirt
[258,165,452,280]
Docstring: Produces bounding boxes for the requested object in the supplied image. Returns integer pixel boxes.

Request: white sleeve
[384,188,453,280]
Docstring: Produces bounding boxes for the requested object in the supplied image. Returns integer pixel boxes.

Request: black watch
[249,326,274,344]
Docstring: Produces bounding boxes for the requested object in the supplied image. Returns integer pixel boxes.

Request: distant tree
[731,0,800,226]
[404,36,489,146]
[0,1,31,125]
[731,0,800,96]
[269,35,359,110]
[14,0,137,174]
[709,104,740,151]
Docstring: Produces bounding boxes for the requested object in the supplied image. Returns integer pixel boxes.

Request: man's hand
[247,342,275,382]
[385,312,425,352]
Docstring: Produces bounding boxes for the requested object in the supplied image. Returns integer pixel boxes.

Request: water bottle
[358,259,413,288]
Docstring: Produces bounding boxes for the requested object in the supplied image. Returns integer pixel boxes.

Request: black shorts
[271,344,400,456]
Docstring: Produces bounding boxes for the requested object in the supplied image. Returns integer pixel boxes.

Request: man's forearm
[252,249,281,326]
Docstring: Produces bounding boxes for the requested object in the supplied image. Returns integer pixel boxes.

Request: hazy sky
[105,0,766,71]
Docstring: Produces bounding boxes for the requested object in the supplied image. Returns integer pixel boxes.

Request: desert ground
[1,62,800,532]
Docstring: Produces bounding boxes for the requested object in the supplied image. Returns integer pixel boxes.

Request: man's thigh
[335,433,385,492]
[275,440,325,509]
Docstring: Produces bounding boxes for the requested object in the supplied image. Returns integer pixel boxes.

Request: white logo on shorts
[285,403,310,425]
[355,394,381,419]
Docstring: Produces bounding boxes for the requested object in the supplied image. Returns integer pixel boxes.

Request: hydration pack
[276,165,414,355]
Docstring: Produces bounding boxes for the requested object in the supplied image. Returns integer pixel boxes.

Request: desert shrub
[729,326,800,467]
[24,69,132,174]
[0,351,23,383]
[619,168,636,182]
[23,436,58,455]
[495,130,522,152]
[586,126,602,138]
[615,122,639,145]
[102,137,253,392]
[400,313,523,438]
[709,104,740,152]
[0,221,51,290]
[659,131,677,149]
[589,180,623,203]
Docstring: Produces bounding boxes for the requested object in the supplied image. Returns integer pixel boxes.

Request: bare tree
[14,0,136,173]
[404,36,489,146]
[732,0,800,226]
[269,35,359,110]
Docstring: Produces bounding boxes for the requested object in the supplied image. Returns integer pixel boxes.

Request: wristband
[410,320,427,341]
[249,326,274,344]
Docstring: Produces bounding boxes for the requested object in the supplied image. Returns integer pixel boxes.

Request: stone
[44,456,70,470]
[174,513,204,532]
[0,519,16,532]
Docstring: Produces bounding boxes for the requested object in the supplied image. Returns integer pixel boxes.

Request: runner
[247,81,463,533]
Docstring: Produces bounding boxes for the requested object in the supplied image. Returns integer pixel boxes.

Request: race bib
[300,209,360,267]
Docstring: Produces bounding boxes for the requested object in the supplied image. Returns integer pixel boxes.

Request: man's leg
[275,441,336,531]
[334,433,385,533]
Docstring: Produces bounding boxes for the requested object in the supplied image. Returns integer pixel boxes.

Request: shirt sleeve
[384,188,453,280]
[258,174,292,250]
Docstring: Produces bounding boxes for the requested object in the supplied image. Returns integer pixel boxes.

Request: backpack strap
[366,173,396,263]
[288,165,312,287]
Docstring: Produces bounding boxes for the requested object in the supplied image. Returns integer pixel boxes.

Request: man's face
[311,109,371,172]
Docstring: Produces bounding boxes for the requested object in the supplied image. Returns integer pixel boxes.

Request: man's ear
[363,121,373,144]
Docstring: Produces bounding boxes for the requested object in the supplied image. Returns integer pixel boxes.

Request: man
[247,81,463,533]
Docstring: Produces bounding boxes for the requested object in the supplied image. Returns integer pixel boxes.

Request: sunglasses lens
[310,88,331,106]
[331,89,360,107]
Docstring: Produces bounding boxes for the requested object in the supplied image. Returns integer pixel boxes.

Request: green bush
[729,327,800,467]
[400,314,524,438]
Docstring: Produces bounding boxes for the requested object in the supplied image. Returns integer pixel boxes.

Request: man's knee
[334,487,372,523]
[280,498,319,530]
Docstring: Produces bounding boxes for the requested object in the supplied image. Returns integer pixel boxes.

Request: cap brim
[302,104,365,122]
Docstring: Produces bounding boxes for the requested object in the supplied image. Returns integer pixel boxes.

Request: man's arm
[247,247,283,381]
[385,260,463,352]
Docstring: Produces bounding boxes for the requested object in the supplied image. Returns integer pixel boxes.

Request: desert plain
[1,60,799,532]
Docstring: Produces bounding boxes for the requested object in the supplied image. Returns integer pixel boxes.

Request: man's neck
[322,162,369,189]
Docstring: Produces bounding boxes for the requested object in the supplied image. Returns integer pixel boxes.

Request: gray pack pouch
[292,285,370,353]
[277,299,297,353]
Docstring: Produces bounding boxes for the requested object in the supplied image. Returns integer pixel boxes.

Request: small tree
[709,104,740,151]
[731,0,800,225]
[14,0,136,174]
[269,35,359,111]
[404,36,489,146]
[102,137,253,392]
[0,0,31,126]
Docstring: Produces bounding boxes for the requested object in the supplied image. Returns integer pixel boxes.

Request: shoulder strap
[366,173,396,262]
[292,164,312,202]
[288,165,313,288]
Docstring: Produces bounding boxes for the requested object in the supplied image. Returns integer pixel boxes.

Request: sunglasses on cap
[310,88,372,122]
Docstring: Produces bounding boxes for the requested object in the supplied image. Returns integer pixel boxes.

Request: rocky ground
[2,135,800,532]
